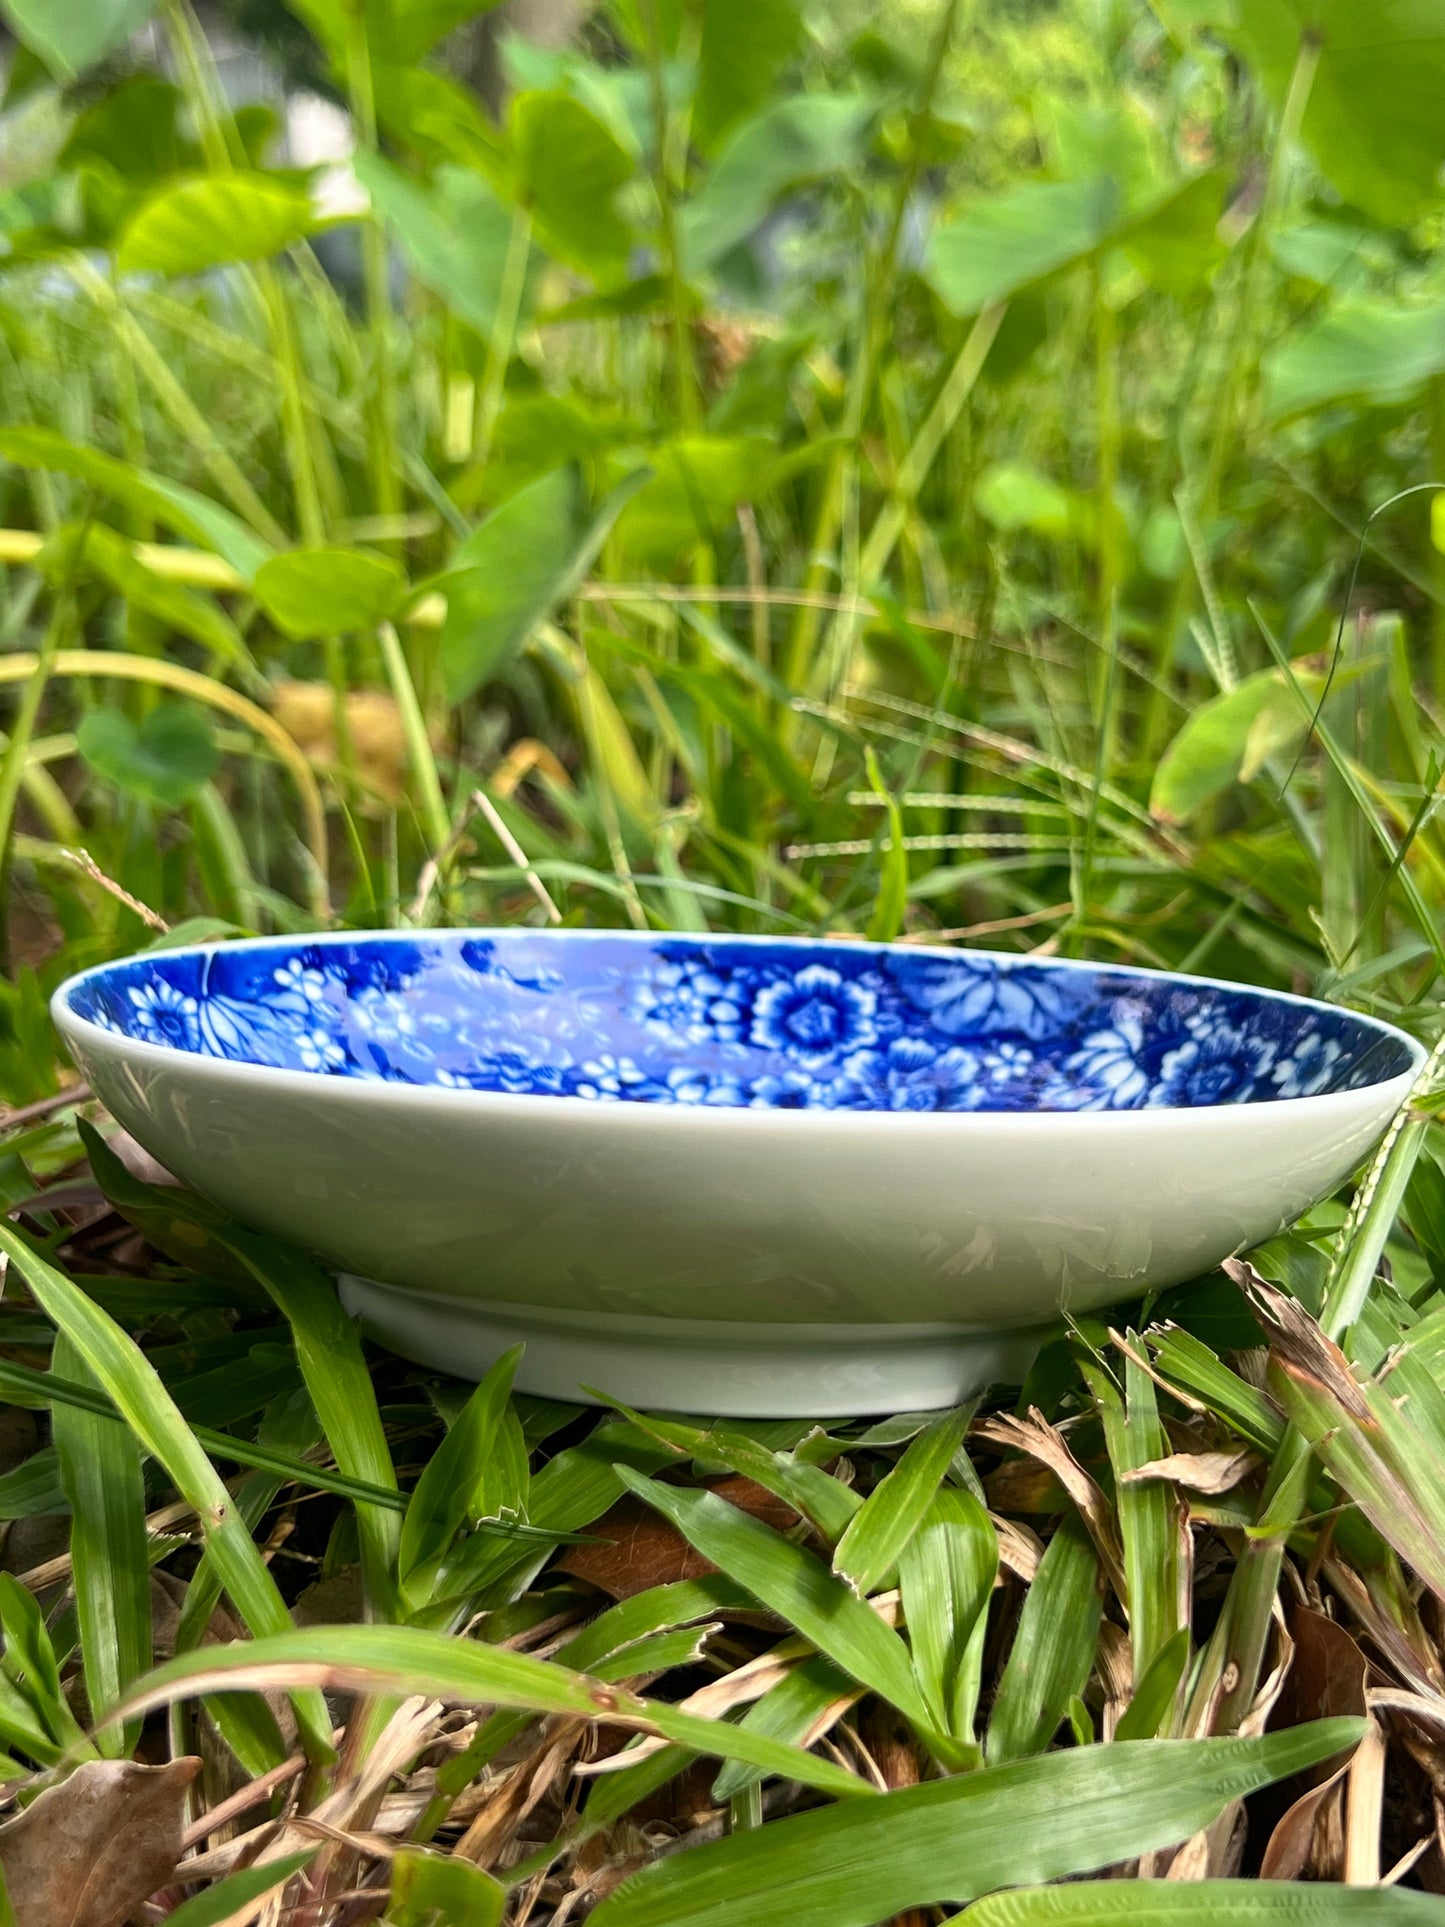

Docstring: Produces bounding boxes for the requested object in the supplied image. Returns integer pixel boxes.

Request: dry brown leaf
[555,1478,798,1600]
[0,1757,201,1927]
[1120,1447,1261,1495]
[975,1408,1125,1594]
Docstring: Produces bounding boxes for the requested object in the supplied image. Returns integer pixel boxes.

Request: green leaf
[898,1487,997,1746]
[114,1624,875,1802]
[512,90,636,280]
[682,94,877,272]
[253,546,406,640]
[51,1335,151,1756]
[388,1849,505,1927]
[612,436,776,567]
[441,464,649,702]
[0,1223,333,1761]
[1226,0,1445,228]
[290,0,503,70]
[355,153,521,338]
[693,0,802,151]
[614,1466,932,1727]
[0,426,274,581]
[400,1347,522,1613]
[156,1852,318,1927]
[217,1226,402,1619]
[0,1448,68,1521]
[0,1571,87,1754]
[1149,666,1332,823]
[1123,165,1229,293]
[927,178,1121,315]
[832,1402,971,1594]
[41,523,251,671]
[0,0,158,81]
[117,172,316,276]
[973,462,1078,537]
[1115,1625,1191,1743]
[712,1654,857,1803]
[962,1883,1445,1923]
[986,1511,1101,1766]
[78,704,219,810]
[1264,297,1445,420]
[590,1723,1366,1927]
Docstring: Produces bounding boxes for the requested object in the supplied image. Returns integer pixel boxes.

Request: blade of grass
[0,1222,333,1761]
[588,1722,1365,1927]
[986,1510,1101,1767]
[961,1885,1445,1922]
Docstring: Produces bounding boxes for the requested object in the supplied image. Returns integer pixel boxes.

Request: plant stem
[343,2,403,531]
[638,0,699,431]
[473,202,533,467]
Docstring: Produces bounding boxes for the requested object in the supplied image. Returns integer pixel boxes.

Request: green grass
[3,0,1445,1917]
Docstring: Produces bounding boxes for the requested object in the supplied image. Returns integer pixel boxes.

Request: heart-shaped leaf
[254,547,407,640]
[77,705,219,809]
[117,172,316,277]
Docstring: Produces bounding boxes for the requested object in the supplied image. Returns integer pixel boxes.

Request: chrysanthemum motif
[1271,1030,1342,1098]
[749,965,878,1070]
[125,979,202,1052]
[896,955,1079,1041]
[1058,1010,1150,1110]
[628,958,752,1046]
[1147,1018,1275,1108]
[834,1037,982,1112]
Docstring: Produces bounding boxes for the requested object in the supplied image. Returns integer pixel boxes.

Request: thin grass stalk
[342,5,403,531]
[472,203,534,467]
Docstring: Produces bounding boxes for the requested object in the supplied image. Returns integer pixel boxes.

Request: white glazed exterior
[53,935,1424,1415]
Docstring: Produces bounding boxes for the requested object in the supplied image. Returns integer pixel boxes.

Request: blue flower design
[749,965,879,1070]
[835,1038,982,1112]
[67,932,1413,1113]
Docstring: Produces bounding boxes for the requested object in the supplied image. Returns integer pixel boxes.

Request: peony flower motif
[749,965,878,1069]
[1147,1020,1275,1108]
[628,959,752,1046]
[834,1037,982,1113]
[125,979,201,1052]
[1059,1010,1150,1109]
[1271,1030,1342,1098]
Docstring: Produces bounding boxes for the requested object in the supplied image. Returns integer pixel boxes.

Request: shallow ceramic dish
[53,930,1422,1416]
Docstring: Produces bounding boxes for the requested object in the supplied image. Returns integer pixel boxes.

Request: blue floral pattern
[64,932,1416,1114]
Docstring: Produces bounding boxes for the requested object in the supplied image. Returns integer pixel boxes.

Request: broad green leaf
[1226,0,1445,228]
[590,1722,1365,1927]
[117,172,316,276]
[0,426,274,581]
[962,1883,1445,1923]
[51,1334,150,1756]
[1149,666,1330,823]
[0,1224,333,1760]
[898,1487,997,1746]
[113,1624,875,1801]
[1264,297,1445,420]
[832,1403,971,1594]
[693,0,802,151]
[513,89,636,280]
[1123,165,1229,293]
[441,464,649,702]
[682,94,877,272]
[355,153,521,337]
[162,1856,316,1925]
[974,462,1078,538]
[60,73,185,186]
[613,436,775,567]
[986,1511,1101,1766]
[400,1347,522,1612]
[614,1465,932,1727]
[388,1848,504,1927]
[78,704,218,810]
[289,0,504,70]
[0,0,157,81]
[927,178,1121,315]
[254,546,406,639]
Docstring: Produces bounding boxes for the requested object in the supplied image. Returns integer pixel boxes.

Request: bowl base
[338,1275,1045,1418]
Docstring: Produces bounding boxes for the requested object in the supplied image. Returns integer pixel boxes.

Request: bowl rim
[51,925,1428,1128]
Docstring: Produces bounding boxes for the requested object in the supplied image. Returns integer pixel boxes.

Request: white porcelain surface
[53,930,1423,1416]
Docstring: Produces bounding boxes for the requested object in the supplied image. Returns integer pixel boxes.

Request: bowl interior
[60,932,1417,1115]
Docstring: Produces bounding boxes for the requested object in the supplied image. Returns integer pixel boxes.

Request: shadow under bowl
[53,929,1422,1416]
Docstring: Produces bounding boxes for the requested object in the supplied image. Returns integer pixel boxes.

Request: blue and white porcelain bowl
[53,930,1423,1416]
